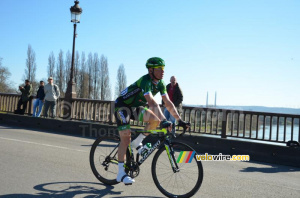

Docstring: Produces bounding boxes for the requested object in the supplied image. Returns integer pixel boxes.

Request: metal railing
[1,93,299,144]
[181,107,300,144]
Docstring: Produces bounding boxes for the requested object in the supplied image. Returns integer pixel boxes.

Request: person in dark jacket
[162,76,183,132]
[15,79,32,115]
[32,81,45,117]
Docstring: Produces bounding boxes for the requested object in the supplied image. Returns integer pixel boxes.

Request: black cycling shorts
[114,106,148,131]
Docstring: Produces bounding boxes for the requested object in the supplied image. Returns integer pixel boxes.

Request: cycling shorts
[114,106,148,131]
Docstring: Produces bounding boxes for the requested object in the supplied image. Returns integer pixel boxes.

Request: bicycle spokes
[90,136,121,185]
[152,142,203,198]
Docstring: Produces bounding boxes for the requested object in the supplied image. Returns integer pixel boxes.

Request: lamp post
[64,0,82,119]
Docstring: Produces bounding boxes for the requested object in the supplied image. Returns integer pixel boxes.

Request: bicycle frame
[103,128,180,172]
[135,138,162,165]
[127,129,179,171]
[90,124,202,197]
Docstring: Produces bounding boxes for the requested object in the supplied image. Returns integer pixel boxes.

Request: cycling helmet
[146,57,165,68]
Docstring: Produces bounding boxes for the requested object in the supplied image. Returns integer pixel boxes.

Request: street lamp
[70,1,82,23]
[64,0,82,119]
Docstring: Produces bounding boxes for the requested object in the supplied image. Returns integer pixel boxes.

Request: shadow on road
[110,197,164,198]
[240,161,300,173]
[0,181,122,198]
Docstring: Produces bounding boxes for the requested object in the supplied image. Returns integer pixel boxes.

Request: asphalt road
[0,124,299,198]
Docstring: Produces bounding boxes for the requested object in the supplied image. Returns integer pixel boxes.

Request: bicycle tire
[89,135,120,185]
[152,141,203,198]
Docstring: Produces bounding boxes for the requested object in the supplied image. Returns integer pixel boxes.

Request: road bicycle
[90,126,203,198]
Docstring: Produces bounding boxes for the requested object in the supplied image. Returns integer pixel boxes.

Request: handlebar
[178,125,190,137]
[169,123,191,138]
[160,120,191,138]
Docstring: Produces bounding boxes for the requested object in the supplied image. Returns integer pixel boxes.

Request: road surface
[0,125,299,197]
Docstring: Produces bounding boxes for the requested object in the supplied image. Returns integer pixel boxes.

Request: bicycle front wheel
[89,135,120,185]
[152,141,203,198]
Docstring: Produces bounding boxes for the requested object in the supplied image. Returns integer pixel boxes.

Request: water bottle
[139,143,152,157]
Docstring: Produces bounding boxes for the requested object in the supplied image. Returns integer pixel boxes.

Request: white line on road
[0,136,88,153]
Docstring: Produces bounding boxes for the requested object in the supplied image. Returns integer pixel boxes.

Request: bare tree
[93,53,100,99]
[78,52,89,98]
[87,52,93,99]
[65,50,72,85]
[115,64,127,97]
[24,44,37,90]
[47,51,55,78]
[56,50,65,96]
[0,58,15,93]
[99,55,111,100]
[74,51,80,84]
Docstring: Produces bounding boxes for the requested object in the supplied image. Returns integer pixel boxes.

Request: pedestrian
[43,77,60,118]
[32,81,45,117]
[15,79,32,115]
[162,76,183,133]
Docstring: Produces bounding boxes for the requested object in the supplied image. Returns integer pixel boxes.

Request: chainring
[125,161,140,178]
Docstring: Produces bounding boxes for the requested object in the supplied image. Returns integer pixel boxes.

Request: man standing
[43,77,60,118]
[162,76,183,132]
[15,79,32,115]
[32,81,45,117]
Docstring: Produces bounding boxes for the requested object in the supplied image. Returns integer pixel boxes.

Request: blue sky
[0,0,299,108]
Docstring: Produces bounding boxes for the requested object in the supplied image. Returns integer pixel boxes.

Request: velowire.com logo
[177,152,250,163]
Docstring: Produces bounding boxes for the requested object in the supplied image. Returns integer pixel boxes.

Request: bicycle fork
[164,142,180,173]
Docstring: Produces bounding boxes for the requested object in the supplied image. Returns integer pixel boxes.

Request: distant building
[206,91,217,107]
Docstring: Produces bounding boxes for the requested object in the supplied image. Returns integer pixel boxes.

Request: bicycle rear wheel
[89,135,120,185]
[152,141,203,198]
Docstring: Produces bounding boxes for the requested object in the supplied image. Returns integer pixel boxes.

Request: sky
[0,0,299,108]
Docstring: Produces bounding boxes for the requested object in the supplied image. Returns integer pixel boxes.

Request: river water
[232,125,299,142]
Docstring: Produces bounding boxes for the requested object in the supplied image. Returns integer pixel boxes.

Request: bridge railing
[70,98,114,124]
[1,93,299,144]
[181,107,300,144]
[0,93,22,113]
[0,93,113,123]
[0,93,65,118]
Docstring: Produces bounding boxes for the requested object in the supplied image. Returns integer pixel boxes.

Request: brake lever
[178,126,187,137]
[178,123,191,137]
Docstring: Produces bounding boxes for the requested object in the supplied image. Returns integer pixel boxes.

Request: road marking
[0,136,88,153]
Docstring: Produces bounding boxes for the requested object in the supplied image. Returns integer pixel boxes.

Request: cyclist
[114,57,190,185]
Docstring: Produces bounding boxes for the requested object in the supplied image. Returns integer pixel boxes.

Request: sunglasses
[152,66,165,70]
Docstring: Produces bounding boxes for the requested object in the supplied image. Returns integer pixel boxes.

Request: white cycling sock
[131,133,146,149]
[118,162,125,174]
[117,162,135,184]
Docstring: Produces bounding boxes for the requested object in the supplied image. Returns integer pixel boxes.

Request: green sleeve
[159,80,167,95]
[138,77,152,95]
